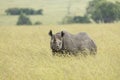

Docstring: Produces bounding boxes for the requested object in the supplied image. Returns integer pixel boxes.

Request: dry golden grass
[0,24,120,80]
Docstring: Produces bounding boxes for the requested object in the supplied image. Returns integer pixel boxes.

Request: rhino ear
[61,31,65,37]
[49,30,53,37]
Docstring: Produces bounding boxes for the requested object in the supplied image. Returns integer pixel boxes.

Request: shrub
[86,0,120,23]
[34,21,42,25]
[62,16,74,24]
[62,15,91,24]
[5,8,43,15]
[17,13,32,25]
[73,16,91,23]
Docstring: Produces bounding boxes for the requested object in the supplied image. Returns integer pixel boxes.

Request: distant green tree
[62,15,91,24]
[73,16,91,23]
[34,21,42,25]
[5,8,21,15]
[62,16,74,24]
[115,1,120,21]
[17,13,32,25]
[86,0,120,23]
[86,0,106,18]
[36,9,43,15]
[5,8,43,15]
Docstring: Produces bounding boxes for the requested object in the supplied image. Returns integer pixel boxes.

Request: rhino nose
[56,45,59,48]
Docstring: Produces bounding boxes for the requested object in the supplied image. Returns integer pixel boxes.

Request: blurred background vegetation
[0,0,120,26]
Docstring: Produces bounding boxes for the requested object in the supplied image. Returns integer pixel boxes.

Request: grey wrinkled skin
[49,30,97,56]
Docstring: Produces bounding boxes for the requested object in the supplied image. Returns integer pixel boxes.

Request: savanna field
[0,24,120,80]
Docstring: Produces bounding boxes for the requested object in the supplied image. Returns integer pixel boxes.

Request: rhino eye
[59,42,62,45]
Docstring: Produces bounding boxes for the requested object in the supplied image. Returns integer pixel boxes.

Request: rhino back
[62,31,97,54]
[62,31,78,53]
[75,32,97,53]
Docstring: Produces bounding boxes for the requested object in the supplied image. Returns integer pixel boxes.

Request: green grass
[0,24,120,80]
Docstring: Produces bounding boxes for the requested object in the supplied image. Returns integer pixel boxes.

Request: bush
[73,16,91,23]
[62,15,91,24]
[5,8,20,15]
[35,9,43,15]
[5,8,43,15]
[34,21,42,25]
[86,0,120,23]
[17,13,32,25]
[62,16,74,24]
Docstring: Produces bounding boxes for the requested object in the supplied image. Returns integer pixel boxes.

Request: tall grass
[0,24,120,80]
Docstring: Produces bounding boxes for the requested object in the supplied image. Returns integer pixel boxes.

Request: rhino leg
[90,48,97,55]
[81,48,90,55]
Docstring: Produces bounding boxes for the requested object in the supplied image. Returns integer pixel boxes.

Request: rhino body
[49,30,97,55]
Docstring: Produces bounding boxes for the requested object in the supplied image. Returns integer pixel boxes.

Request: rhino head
[49,30,65,52]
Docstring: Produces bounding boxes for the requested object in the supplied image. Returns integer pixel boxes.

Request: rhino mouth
[52,48,60,52]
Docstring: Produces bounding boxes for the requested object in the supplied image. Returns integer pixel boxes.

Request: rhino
[48,30,97,55]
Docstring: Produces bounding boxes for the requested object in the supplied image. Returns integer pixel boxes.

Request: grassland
[0,24,120,80]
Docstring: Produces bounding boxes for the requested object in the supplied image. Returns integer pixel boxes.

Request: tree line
[5,8,43,15]
[5,8,43,25]
[16,13,42,25]
[5,0,120,25]
[63,0,120,24]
